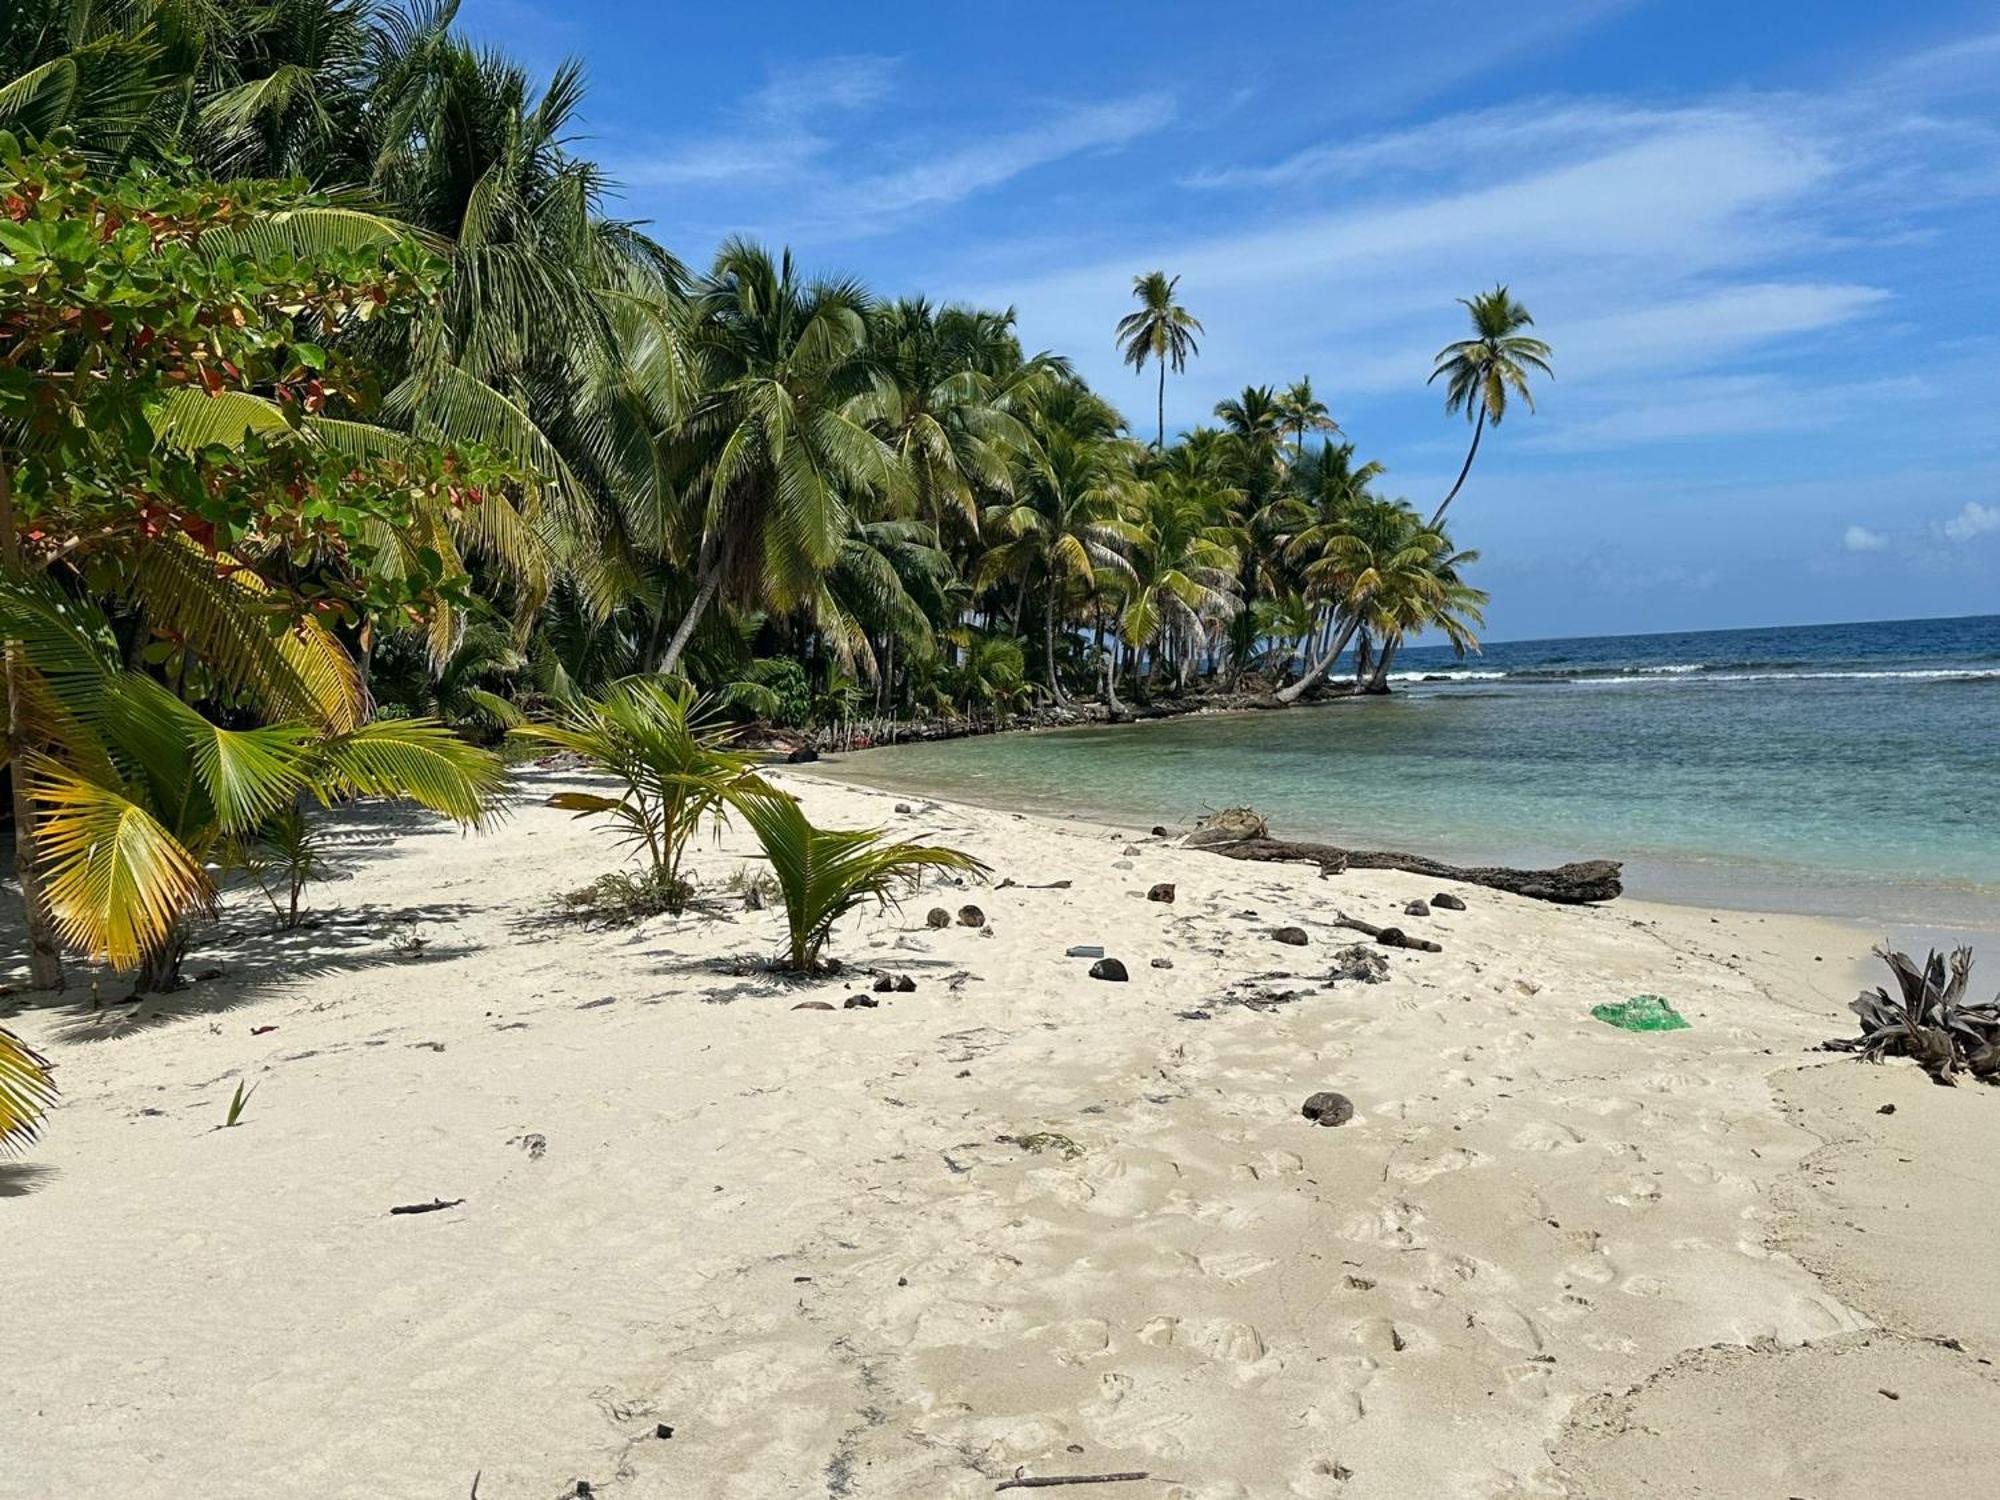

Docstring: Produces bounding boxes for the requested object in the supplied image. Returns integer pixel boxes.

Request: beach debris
[998,1131,1083,1159]
[1151,957,1174,969]
[995,1472,1150,1491]
[1592,995,1691,1033]
[1301,1091,1355,1127]
[1147,883,1176,903]
[843,995,878,1009]
[957,905,986,928]
[1088,958,1129,982]
[1183,806,1622,903]
[510,1133,548,1160]
[250,1024,278,1036]
[655,1424,674,1440]
[873,974,896,991]
[1151,825,1171,837]
[1272,926,1310,946]
[926,907,953,928]
[1404,899,1431,917]
[1328,945,1391,984]
[1878,1103,1897,1115]
[792,1000,835,1011]
[894,802,913,813]
[786,746,819,763]
[1067,944,1106,959]
[1122,844,1143,856]
[1829,946,2000,1085]
[1433,892,1467,910]
[997,877,1073,890]
[895,975,916,992]
[1332,913,1443,952]
[389,1198,464,1215]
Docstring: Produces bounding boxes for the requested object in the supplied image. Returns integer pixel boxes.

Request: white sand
[4,769,1995,1498]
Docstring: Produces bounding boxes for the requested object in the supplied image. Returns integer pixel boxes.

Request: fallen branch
[996,1474,1151,1492]
[389,1197,464,1216]
[1332,913,1443,952]
[1184,808,1621,904]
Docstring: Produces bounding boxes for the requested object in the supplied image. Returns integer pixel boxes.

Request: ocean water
[814,614,2000,929]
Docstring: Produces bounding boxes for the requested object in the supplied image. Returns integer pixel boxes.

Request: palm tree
[1277,377,1338,461]
[655,241,904,675]
[980,418,1136,707]
[1359,535,1487,691]
[1427,285,1552,528]
[1114,271,1203,450]
[1116,476,1241,692]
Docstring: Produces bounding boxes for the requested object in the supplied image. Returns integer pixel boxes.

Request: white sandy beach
[4,769,1997,1499]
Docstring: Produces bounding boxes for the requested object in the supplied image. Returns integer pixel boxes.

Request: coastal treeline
[0,0,1549,1036]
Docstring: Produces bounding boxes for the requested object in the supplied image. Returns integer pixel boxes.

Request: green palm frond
[309,719,505,825]
[732,787,989,971]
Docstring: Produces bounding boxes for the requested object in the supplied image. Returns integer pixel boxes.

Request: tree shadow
[0,1162,59,1198]
[31,901,481,1043]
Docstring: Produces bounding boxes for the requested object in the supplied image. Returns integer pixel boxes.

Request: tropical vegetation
[3,2,1551,1016]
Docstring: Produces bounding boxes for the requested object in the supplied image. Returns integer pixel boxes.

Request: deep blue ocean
[819,614,1999,928]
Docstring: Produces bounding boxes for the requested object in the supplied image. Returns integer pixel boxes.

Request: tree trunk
[1428,404,1486,531]
[1044,604,1070,707]
[1274,613,1362,704]
[655,549,722,676]
[1156,361,1166,451]
[0,455,64,990]
[1367,638,1399,693]
[1353,629,1373,686]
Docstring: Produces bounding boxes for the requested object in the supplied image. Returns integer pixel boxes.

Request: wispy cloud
[615,54,900,187]
[832,94,1175,221]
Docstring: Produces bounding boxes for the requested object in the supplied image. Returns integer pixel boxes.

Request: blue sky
[463,0,2000,641]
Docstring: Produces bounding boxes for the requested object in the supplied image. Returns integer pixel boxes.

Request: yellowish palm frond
[29,757,218,971]
[0,1026,57,1157]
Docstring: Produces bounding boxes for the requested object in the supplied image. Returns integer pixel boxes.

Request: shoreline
[4,772,1996,1497]
[791,754,2000,949]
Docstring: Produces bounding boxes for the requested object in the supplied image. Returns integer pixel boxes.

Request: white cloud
[1844,524,1889,552]
[831,94,1176,221]
[1942,501,2000,541]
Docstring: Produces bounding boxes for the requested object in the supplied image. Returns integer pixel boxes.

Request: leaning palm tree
[731,786,988,973]
[1277,377,1338,461]
[1427,285,1552,528]
[1114,270,1203,450]
[654,241,904,675]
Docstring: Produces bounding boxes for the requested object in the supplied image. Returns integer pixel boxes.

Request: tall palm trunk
[1429,404,1486,530]
[655,542,723,676]
[1273,612,1363,705]
[0,456,64,990]
[1044,603,1070,707]
[1156,360,1166,451]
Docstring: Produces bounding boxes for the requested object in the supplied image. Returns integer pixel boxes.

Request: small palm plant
[514,678,764,912]
[231,802,332,930]
[731,788,989,972]
[1,1026,57,1155]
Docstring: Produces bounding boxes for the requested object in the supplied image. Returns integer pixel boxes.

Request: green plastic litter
[1591,994,1690,1032]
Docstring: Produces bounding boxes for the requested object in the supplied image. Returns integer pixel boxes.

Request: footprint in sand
[1387,1146,1488,1184]
[1510,1119,1586,1153]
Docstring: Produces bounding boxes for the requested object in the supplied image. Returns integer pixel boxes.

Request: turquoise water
[814,614,2000,927]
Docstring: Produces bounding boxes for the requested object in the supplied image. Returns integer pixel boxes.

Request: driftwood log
[1183,808,1622,905]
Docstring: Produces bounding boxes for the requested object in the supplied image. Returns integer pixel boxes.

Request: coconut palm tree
[1114,271,1203,450]
[1277,377,1338,461]
[654,241,905,675]
[1115,475,1241,693]
[980,421,1136,707]
[1428,285,1552,528]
